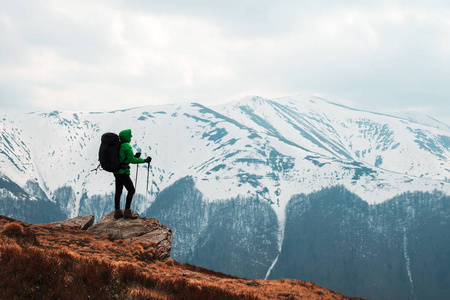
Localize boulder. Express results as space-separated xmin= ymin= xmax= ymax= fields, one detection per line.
xmin=50 ymin=215 xmax=95 ymax=230
xmin=87 ymin=211 xmax=173 ymax=261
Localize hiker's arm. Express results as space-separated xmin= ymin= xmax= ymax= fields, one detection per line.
xmin=124 ymin=144 xmax=145 ymax=164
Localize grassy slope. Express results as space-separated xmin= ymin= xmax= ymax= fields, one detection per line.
xmin=0 ymin=215 xmax=362 ymax=300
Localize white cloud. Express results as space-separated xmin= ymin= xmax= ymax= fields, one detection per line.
xmin=0 ymin=0 xmax=448 ymax=124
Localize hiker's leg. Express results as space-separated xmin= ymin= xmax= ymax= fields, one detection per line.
xmin=114 ymin=174 xmax=124 ymax=210
xmin=123 ymin=174 xmax=136 ymax=210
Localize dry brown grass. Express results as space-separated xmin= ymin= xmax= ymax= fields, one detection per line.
xmin=0 ymin=215 xmax=364 ymax=299
xmin=1 ymin=222 xmax=39 ymax=245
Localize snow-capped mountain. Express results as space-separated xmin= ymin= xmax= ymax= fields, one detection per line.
xmin=1 ymin=94 xmax=449 ymax=218
xmin=2 ymin=94 xmax=450 ymax=299
xmin=392 ymin=110 xmax=450 ymax=132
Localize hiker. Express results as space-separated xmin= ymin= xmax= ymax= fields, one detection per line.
xmin=114 ymin=129 xmax=151 ymax=219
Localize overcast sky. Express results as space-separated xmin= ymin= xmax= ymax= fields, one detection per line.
xmin=1 ymin=0 xmax=449 ymax=124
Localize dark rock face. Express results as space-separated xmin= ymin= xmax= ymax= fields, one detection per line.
xmin=269 ymin=187 xmax=450 ymax=300
xmin=87 ymin=212 xmax=173 ymax=261
xmin=145 ymin=176 xmax=279 ymax=279
xmin=0 ymin=175 xmax=66 ymax=224
xmin=50 ymin=215 xmax=95 ymax=230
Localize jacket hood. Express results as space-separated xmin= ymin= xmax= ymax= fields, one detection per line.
xmin=119 ymin=129 xmax=132 ymax=143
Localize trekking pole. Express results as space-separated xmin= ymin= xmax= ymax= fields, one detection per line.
xmin=132 ymin=164 xmax=139 ymax=212
xmin=145 ymin=161 xmax=150 ymax=218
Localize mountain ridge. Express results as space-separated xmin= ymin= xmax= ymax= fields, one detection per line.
xmin=1 ymin=93 xmax=449 ymax=229
xmin=1 ymin=95 xmax=449 ymax=210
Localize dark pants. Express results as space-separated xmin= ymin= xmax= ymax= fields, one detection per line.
xmin=114 ymin=174 xmax=135 ymax=210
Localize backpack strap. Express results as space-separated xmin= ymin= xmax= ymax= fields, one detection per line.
xmin=91 ymin=162 xmax=101 ymax=174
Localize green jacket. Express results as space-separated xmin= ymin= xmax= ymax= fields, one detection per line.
xmin=113 ymin=129 xmax=145 ymax=175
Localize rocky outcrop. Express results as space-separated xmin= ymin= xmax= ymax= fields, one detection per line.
xmin=45 ymin=212 xmax=173 ymax=261
xmin=49 ymin=215 xmax=95 ymax=230
xmin=87 ymin=211 xmax=173 ymax=261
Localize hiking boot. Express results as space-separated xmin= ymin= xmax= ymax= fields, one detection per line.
xmin=114 ymin=209 xmax=123 ymax=219
xmin=123 ymin=209 xmax=138 ymax=219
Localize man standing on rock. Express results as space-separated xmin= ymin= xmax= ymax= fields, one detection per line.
xmin=114 ymin=129 xmax=151 ymax=219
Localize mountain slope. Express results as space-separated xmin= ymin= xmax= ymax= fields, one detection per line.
xmin=1 ymin=94 xmax=449 ymax=299
xmin=269 ymin=187 xmax=450 ymax=300
xmin=1 ymin=94 xmax=448 ymax=220
xmin=143 ymin=177 xmax=450 ymax=300
xmin=0 ymin=214 xmax=360 ymax=300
